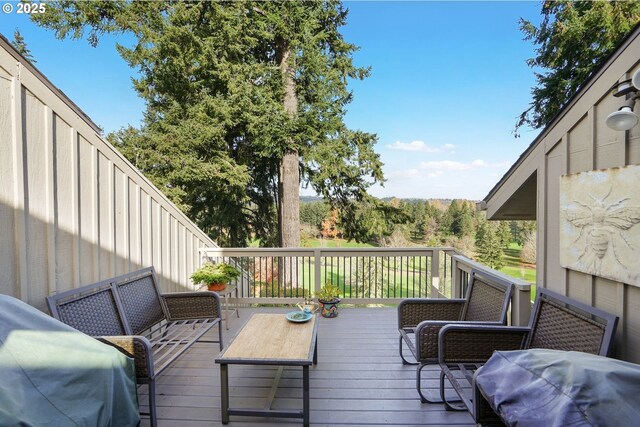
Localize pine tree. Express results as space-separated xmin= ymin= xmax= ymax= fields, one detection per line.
xmin=442 ymin=200 xmax=475 ymax=238
xmin=475 ymin=219 xmax=505 ymax=270
xmin=33 ymin=1 xmax=383 ymax=247
xmin=520 ymin=231 xmax=537 ymax=265
xmin=516 ymin=1 xmax=640 ymax=134
xmin=497 ymin=221 xmax=512 ymax=249
xmin=510 ymin=220 xmax=536 ymax=245
xmin=11 ymin=30 xmax=36 ymax=63
xmin=300 ymin=201 xmax=330 ymax=229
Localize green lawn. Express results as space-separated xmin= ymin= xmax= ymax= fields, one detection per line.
xmin=499 ymin=242 xmax=537 ymax=301
xmin=251 ymin=238 xmax=536 ymax=301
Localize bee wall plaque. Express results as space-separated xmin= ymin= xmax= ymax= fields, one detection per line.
xmin=560 ymin=165 xmax=640 ymax=286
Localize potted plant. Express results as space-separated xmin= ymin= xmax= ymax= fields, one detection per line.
xmin=315 ymin=283 xmax=341 ymax=318
xmin=190 ymin=262 xmax=241 ymax=292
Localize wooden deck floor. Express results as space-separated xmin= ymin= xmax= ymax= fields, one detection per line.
xmin=139 ymin=306 xmax=474 ymax=426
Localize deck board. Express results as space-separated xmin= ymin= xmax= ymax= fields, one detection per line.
xmin=139 ymin=306 xmax=474 ymax=426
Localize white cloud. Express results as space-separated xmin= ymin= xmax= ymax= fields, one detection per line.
xmin=375 ymin=157 xmax=513 ymax=199
xmin=388 ymin=140 xmax=434 ymax=152
xmin=387 ymin=140 xmax=456 ymax=153
xmin=473 ymin=159 xmax=512 ymax=168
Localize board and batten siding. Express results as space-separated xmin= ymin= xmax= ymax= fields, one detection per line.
xmin=485 ymin=28 xmax=640 ymax=363
xmin=0 ymin=36 xmax=216 ymax=310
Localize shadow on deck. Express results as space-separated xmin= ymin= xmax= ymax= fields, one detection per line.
xmin=139 ymin=306 xmax=474 ymax=426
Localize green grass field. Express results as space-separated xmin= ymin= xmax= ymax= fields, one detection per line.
xmin=499 ymin=242 xmax=537 ymax=301
xmin=255 ymin=237 xmax=536 ymax=301
xmin=500 ymin=243 xmax=536 ymax=283
xmin=300 ymin=238 xmax=537 ymax=285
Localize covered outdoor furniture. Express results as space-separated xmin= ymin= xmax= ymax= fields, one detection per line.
xmin=397 ymin=269 xmax=514 ymax=402
xmin=46 ymin=266 xmax=223 ymax=427
xmin=473 ymin=349 xmax=640 ymax=427
xmin=438 ymin=288 xmax=619 ymax=418
xmin=0 ymin=294 xmax=140 ymax=427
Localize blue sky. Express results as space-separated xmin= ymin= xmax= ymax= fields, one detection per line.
xmin=0 ymin=1 xmax=542 ymax=200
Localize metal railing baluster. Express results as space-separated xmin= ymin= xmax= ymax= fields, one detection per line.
xmin=197 ymin=247 xmax=530 ymax=320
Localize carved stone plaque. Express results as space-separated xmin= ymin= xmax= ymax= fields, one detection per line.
xmin=560 ymin=165 xmax=640 ymax=286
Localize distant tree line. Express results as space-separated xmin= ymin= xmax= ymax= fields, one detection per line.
xmin=300 ymin=198 xmax=537 ymax=268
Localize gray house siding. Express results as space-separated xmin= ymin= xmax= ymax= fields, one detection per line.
xmin=0 ymin=35 xmax=216 ymax=310
xmin=484 ymin=27 xmax=640 ymax=362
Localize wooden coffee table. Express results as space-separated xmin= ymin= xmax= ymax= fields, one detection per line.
xmin=215 ymin=313 xmax=318 ymax=426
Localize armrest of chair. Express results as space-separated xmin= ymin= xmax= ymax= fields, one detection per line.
xmin=438 ymin=324 xmax=530 ymax=364
xmin=398 ymin=299 xmax=465 ymax=329
xmin=96 ymin=335 xmax=155 ymax=381
xmin=161 ymin=291 xmax=221 ymax=320
xmin=415 ymin=320 xmax=504 ymax=362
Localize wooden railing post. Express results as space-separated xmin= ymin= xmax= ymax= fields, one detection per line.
xmin=511 ymin=285 xmax=532 ymax=326
xmin=430 ymin=249 xmax=440 ymax=298
xmin=451 ymin=256 xmax=462 ymax=299
xmin=314 ymin=249 xmax=322 ymax=297
xmin=450 ymin=253 xmax=532 ymax=325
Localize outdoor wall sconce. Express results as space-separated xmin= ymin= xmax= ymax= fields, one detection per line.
xmin=606 ymin=69 xmax=640 ymax=131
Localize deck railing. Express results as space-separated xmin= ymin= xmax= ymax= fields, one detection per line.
xmin=450 ymin=254 xmax=532 ymax=327
xmin=200 ymin=247 xmax=532 ymax=326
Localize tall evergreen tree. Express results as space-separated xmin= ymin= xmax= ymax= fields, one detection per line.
xmin=411 ymin=201 xmax=428 ymax=240
xmin=520 ymin=230 xmax=537 ymax=265
xmin=33 ymin=1 xmax=383 ymax=247
xmin=11 ymin=30 xmax=36 ymax=63
xmin=475 ymin=218 xmax=505 ymax=270
xmin=510 ymin=220 xmax=536 ymax=245
xmin=299 ymin=201 xmax=330 ymax=229
xmin=442 ymin=199 xmax=474 ymax=238
xmin=516 ymin=1 xmax=640 ymax=134
xmin=497 ymin=221 xmax=512 ymax=249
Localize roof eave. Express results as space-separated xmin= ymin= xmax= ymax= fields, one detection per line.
xmin=483 ymin=22 xmax=640 ymax=204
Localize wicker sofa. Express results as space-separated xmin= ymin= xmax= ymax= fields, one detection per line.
xmin=397 ymin=269 xmax=514 ymax=402
xmin=438 ymin=288 xmax=619 ymax=421
xmin=46 ymin=267 xmax=223 ymax=427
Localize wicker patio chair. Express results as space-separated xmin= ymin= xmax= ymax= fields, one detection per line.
xmin=397 ymin=269 xmax=514 ymax=402
xmin=438 ymin=288 xmax=619 ymax=420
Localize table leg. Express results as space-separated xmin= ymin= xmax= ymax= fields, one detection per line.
xmin=221 ymin=364 xmax=229 ymax=424
xmin=303 ymin=365 xmax=310 ymax=427
xmin=235 ymin=286 xmax=240 ymax=318
xmin=313 ymin=335 xmax=318 ymax=365
xmin=224 ymin=293 xmax=229 ymax=330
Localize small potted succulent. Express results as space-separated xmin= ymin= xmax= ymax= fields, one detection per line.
xmin=315 ymin=283 xmax=342 ymax=318
xmin=190 ymin=262 xmax=241 ymax=292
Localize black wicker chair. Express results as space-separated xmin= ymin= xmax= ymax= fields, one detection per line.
xmin=47 ymin=267 xmax=223 ymax=427
xmin=438 ymin=288 xmax=619 ymax=421
xmin=397 ymin=269 xmax=514 ymax=402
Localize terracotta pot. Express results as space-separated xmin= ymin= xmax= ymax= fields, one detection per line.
xmin=207 ymin=282 xmax=227 ymax=292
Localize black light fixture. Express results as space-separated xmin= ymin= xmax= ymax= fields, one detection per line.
xmin=606 ymin=69 xmax=640 ymax=131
